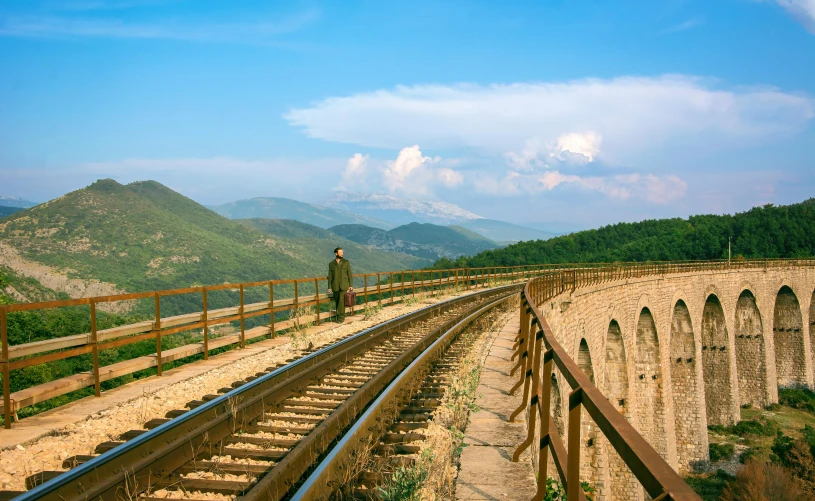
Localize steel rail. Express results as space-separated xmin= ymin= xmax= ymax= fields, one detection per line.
xmin=290 ymin=292 xmax=517 ymax=500
xmin=14 ymin=284 xmax=521 ymax=501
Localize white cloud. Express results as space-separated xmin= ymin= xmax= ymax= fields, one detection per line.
xmin=0 ymin=8 xmax=320 ymax=41
xmin=775 ymin=0 xmax=815 ymax=33
xmin=380 ymin=145 xmax=462 ymax=196
xmin=284 ymin=76 xmax=814 ymax=165
xmin=339 ymin=153 xmax=369 ymax=190
xmin=505 ymin=138 xmax=546 ymax=171
xmin=549 ymin=132 xmax=603 ymax=163
xmin=473 ymin=169 xmax=687 ymax=204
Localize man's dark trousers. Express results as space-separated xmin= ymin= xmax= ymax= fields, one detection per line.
xmin=332 ymin=290 xmax=346 ymax=322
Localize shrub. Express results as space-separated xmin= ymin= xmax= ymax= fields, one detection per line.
xmin=771 ymin=431 xmax=815 ymax=493
xmin=710 ymin=442 xmax=735 ymax=462
xmin=721 ymin=459 xmax=804 ymax=501
xmin=730 ymin=417 xmax=779 ymax=437
xmin=778 ymin=388 xmax=815 ymax=414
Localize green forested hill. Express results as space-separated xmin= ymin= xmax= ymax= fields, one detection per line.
xmin=0 ymin=206 xmax=23 ymax=218
xmin=0 ymin=180 xmax=427 ymax=297
xmin=431 ymin=199 xmax=815 ymax=268
xmin=236 ymin=218 xmax=431 ymax=269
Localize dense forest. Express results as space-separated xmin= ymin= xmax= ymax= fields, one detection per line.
xmin=431 ymin=199 xmax=815 ymax=269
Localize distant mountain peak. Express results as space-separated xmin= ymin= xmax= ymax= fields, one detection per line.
xmin=0 ymin=196 xmax=38 ymax=208
xmin=327 ymin=192 xmax=482 ymax=225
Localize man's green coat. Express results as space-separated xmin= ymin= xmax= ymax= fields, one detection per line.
xmin=328 ymin=258 xmax=352 ymax=291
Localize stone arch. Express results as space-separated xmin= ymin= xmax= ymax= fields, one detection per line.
xmin=734 ymin=290 xmax=767 ymax=407
xmin=774 ymin=286 xmax=806 ymax=387
xmin=577 ymin=338 xmax=605 ymax=497
xmin=670 ymin=300 xmax=705 ymax=472
xmin=702 ymin=294 xmax=735 ymax=426
xmin=604 ymin=321 xmax=637 ymax=499
xmin=635 ymin=308 xmax=668 ymax=459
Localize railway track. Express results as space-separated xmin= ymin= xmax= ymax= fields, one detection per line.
xmin=4 ymin=285 xmax=520 ymax=501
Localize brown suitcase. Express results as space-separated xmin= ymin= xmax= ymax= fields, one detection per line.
xmin=345 ymin=289 xmax=356 ymax=313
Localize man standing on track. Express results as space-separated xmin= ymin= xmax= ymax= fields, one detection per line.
xmin=327 ymin=247 xmax=353 ymax=323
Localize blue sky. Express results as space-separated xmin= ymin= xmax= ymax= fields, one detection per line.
xmin=0 ymin=0 xmax=813 ymax=229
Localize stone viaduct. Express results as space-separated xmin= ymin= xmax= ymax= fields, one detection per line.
xmin=531 ymin=266 xmax=815 ymax=500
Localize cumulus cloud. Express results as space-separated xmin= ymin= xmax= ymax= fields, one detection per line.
xmin=550 ymin=132 xmax=603 ymax=163
xmin=284 ymin=76 xmax=814 ymax=165
xmin=775 ymin=0 xmax=815 ymax=33
xmin=381 ymin=145 xmax=463 ymax=196
xmin=339 ymin=153 xmax=369 ymax=190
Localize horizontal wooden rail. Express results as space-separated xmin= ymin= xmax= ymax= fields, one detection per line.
xmin=0 ymin=265 xmax=539 ymax=427
xmin=509 ymin=258 xmax=815 ymax=500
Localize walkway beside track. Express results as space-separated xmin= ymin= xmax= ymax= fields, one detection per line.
xmin=0 ymin=315 xmax=372 ymax=450
xmin=456 ymin=316 xmax=537 ymax=501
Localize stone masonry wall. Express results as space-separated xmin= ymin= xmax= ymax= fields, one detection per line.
xmin=670 ymin=300 xmax=705 ymax=472
xmin=734 ymin=292 xmax=767 ymax=407
xmin=534 ymin=267 xmax=815 ymax=500
xmin=774 ymin=287 xmax=806 ymax=387
xmin=702 ymin=296 xmax=734 ymax=426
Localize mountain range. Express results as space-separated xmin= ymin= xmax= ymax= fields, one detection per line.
xmin=208 ymin=197 xmax=394 ymax=230
xmin=328 ymin=222 xmax=500 ymax=260
xmin=0 ymin=180 xmax=427 ymax=307
xmin=211 ymin=193 xmax=555 ymax=244
xmin=326 ymin=192 xmax=481 ymax=225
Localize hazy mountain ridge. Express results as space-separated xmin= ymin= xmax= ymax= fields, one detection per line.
xmin=0 ymin=196 xmax=38 ymax=209
xmin=326 ymin=192 xmax=482 ymax=225
xmin=457 ymin=219 xmax=557 ymax=244
xmin=328 ymin=222 xmax=500 ymax=260
xmin=208 ymin=197 xmax=394 ymax=230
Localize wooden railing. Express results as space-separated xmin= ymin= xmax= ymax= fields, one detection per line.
xmin=509 ymin=258 xmax=815 ymax=501
xmin=0 ymin=265 xmax=550 ymax=428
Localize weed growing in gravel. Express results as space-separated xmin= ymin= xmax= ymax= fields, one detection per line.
xmin=288 ymin=304 xmax=314 ymax=349
xmin=363 ymin=303 xmax=383 ymax=320
xmin=378 ymin=464 xmax=427 ymax=501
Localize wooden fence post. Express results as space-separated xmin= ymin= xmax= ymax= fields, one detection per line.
xmin=313 ymin=278 xmax=320 ymax=326
xmin=567 ymin=389 xmax=583 ymax=501
xmin=202 ymin=288 xmax=209 ymax=360
xmin=240 ymin=284 xmax=246 ymax=347
xmin=155 ymin=293 xmax=163 ymax=375
xmin=269 ymin=281 xmax=275 ymax=339
xmin=90 ymin=299 xmax=100 ymax=396
xmin=1 ymin=306 xmax=11 ymax=429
